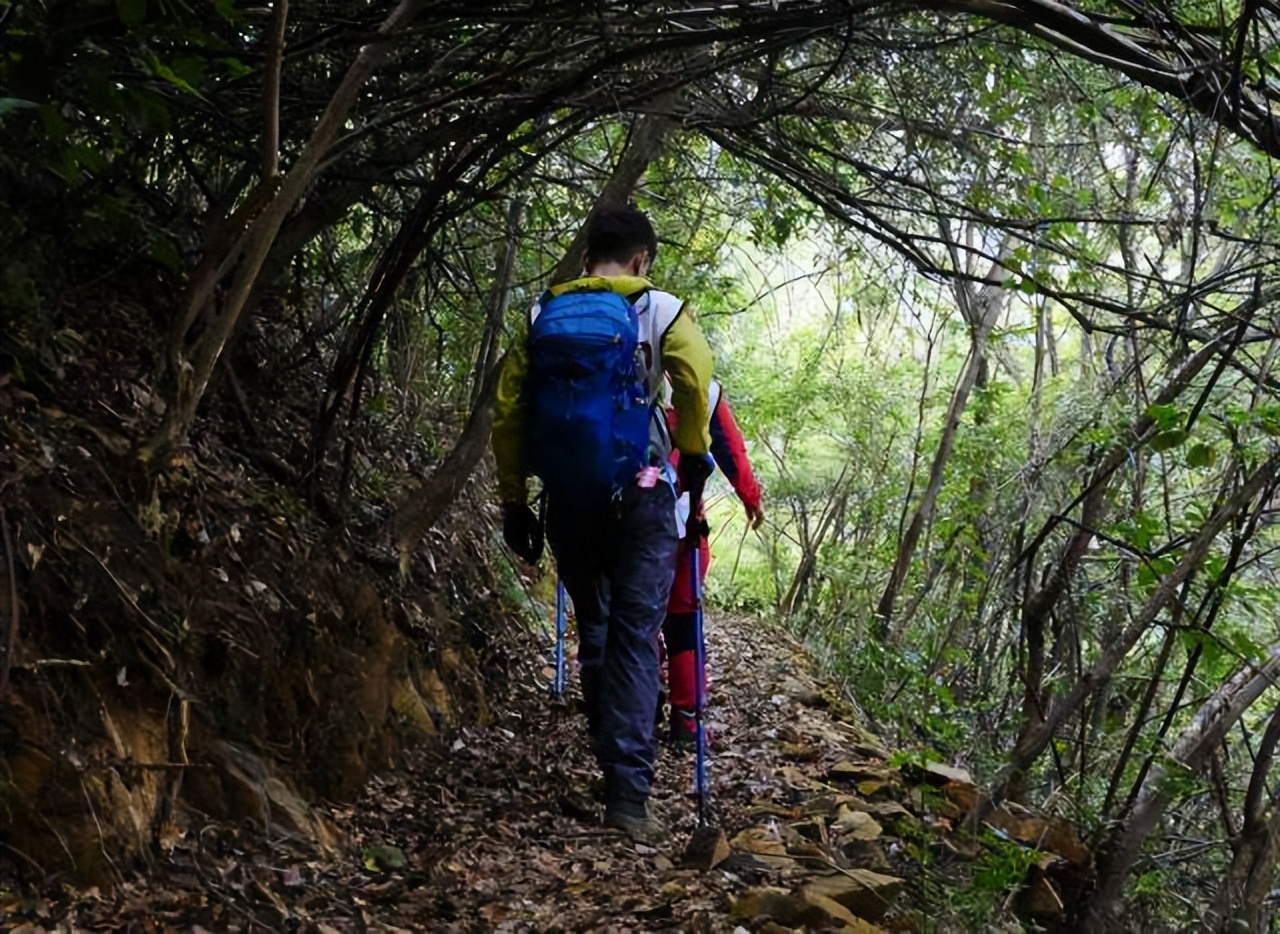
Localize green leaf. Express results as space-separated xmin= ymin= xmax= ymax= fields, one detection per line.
xmin=1134 ymin=870 xmax=1166 ymax=896
xmin=169 ymin=55 xmax=208 ymax=88
xmin=1226 ymin=629 xmax=1265 ymax=662
xmin=1137 ymin=555 xmax=1177 ymax=589
xmin=1258 ymin=404 xmax=1280 ymax=436
xmin=146 ymin=235 xmax=183 ymax=273
xmin=1178 ymin=628 xmax=1210 ymax=656
xmin=220 ymin=56 xmax=253 ymax=79
xmin=71 ymin=144 xmax=107 ymax=174
xmin=1145 ymin=403 xmax=1181 ymax=431
xmin=1017 ymin=276 xmax=1037 ymax=295
xmin=1186 ymin=443 xmax=1215 ymax=468
xmin=40 ymin=104 xmax=69 ymax=141
xmin=361 ymin=845 xmax=408 ymax=872
xmin=146 ymin=52 xmax=208 ymax=101
xmin=1149 ymin=429 xmax=1188 ymax=451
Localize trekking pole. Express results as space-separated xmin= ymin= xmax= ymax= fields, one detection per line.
xmin=690 ymin=519 xmax=710 ymax=823
xmin=551 ymin=577 xmax=567 ymax=701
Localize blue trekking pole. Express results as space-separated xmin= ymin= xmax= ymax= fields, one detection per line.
xmin=689 ymin=516 xmax=710 ymax=821
xmin=551 ymin=578 xmax=567 ymax=700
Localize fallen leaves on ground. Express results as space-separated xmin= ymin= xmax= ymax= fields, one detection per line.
xmin=1 ymin=614 xmax=1090 ymax=933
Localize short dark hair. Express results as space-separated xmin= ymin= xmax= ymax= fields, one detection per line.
xmin=583 ymin=205 xmax=658 ymax=267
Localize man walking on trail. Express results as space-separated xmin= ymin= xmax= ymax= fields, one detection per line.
xmin=662 ymin=379 xmax=764 ymax=749
xmin=491 ymin=205 xmax=714 ymax=843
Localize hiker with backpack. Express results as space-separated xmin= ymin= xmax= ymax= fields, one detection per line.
xmin=661 ymin=379 xmax=764 ymax=749
xmin=491 ymin=205 xmax=714 ymax=843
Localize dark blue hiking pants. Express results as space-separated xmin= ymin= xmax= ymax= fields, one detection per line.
xmin=547 ymin=482 xmax=678 ymax=805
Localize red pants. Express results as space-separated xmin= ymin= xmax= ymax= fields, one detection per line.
xmin=667 ymin=536 xmax=710 ymax=614
xmin=662 ymin=535 xmax=710 ymax=714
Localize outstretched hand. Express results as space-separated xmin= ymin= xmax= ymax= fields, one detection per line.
xmin=744 ymin=502 xmax=766 ymax=531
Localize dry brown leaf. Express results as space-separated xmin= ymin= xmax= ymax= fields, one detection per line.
xmin=856 ymin=799 xmax=912 ymax=821
xmin=940 ymin=780 xmax=979 ymax=813
xmin=922 ymin=762 xmax=972 ymax=785
xmin=749 ymin=799 xmax=804 ymax=819
xmin=658 ymin=880 xmax=687 ymax=900
xmin=985 ymin=809 xmax=1090 ymax=864
xmin=731 ymin=826 xmax=788 ymax=857
xmin=732 ymin=886 xmax=828 ymax=928
xmin=776 ymin=764 xmax=817 ymax=790
xmin=828 ymin=762 xmax=895 ymax=783
xmin=780 ymin=742 xmax=821 ymax=762
xmin=801 ymin=792 xmax=861 ymax=816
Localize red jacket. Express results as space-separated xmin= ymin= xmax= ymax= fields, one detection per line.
xmin=667 ymin=381 xmax=762 ymax=514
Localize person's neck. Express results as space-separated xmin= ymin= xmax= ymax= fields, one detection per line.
xmin=585 ymin=261 xmax=640 ymax=279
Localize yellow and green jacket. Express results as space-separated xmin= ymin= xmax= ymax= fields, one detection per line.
xmin=491 ymin=275 xmax=713 ymax=503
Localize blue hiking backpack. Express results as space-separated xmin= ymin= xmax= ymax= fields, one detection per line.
xmin=525 ymin=288 xmax=653 ymax=503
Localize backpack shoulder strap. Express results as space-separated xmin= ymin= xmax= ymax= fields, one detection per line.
xmin=528 ymin=289 xmax=554 ymax=326
xmin=642 ymin=289 xmax=685 ymax=338
xmin=637 ymin=289 xmax=685 ymax=399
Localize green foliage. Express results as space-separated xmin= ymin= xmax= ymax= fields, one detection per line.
xmin=5 ymin=1 xmax=1280 ymax=924
xmin=966 ymin=833 xmax=1041 ymax=921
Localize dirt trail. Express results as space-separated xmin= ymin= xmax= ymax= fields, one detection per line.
xmin=3 ymin=614 xmax=1024 ymax=933
xmin=332 ymin=614 xmax=901 ymax=933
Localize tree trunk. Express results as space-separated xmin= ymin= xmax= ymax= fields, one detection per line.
xmin=781 ymin=498 xmax=849 ymax=619
xmin=304 ymin=172 xmax=455 ymax=482
xmin=1080 ymin=649 xmax=1280 ymax=932
xmin=471 ymin=199 xmax=528 ymax=409
xmin=780 ymin=465 xmax=849 ymax=617
xmin=261 ymin=0 xmax=288 ymax=180
xmin=139 ymin=0 xmax=428 ymax=463
xmin=877 ymin=246 xmax=1009 ymax=631
xmin=995 ymin=448 xmax=1280 ymax=797
xmin=1002 ymin=313 xmax=1260 ymax=795
xmin=1204 ymin=706 xmax=1280 ymax=933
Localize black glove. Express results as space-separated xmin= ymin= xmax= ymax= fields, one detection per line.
xmin=678 ymin=453 xmax=714 ymax=544
xmin=677 ymin=452 xmax=714 ymax=501
xmin=502 ymin=502 xmax=543 ymax=564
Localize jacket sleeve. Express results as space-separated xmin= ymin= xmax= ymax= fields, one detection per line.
xmin=709 ymin=395 xmax=762 ymax=512
xmin=491 ymin=338 xmax=529 ymax=503
xmin=661 ymin=307 xmax=713 ymax=456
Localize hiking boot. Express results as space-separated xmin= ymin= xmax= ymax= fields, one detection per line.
xmin=603 ymin=798 xmax=669 ymax=844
